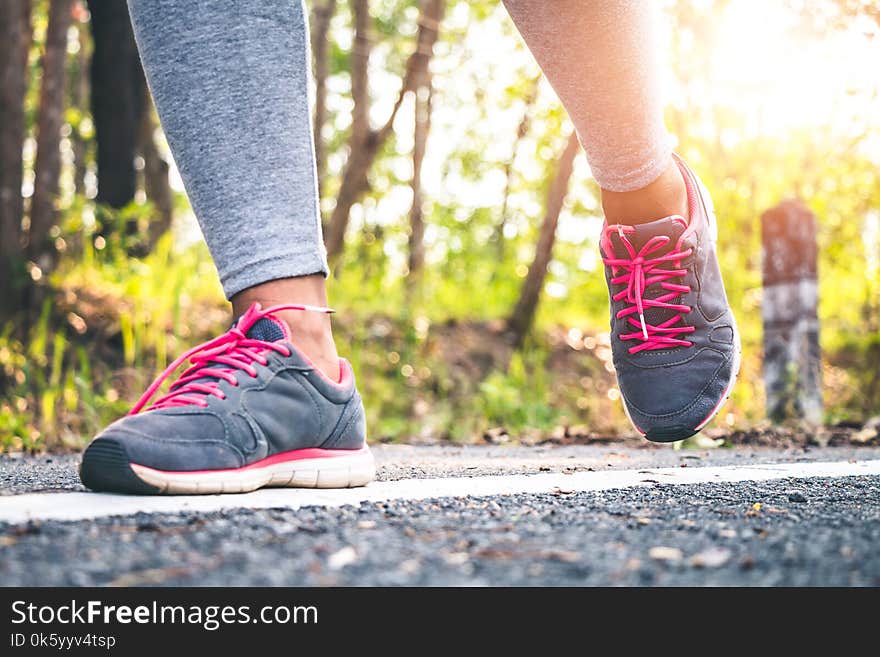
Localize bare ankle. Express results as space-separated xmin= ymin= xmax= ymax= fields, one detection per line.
xmin=601 ymin=158 xmax=689 ymax=226
xmin=231 ymin=276 xmax=341 ymax=382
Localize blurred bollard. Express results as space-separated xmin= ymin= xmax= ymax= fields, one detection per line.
xmin=761 ymin=200 xmax=823 ymax=424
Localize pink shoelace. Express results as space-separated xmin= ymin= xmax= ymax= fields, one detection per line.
xmin=602 ymin=224 xmax=695 ymax=354
xmin=129 ymin=303 xmax=334 ymax=415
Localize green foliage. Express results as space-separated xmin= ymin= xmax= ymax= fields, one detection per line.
xmin=3 ymin=0 xmax=879 ymax=452
xmin=477 ymin=351 xmax=560 ymax=434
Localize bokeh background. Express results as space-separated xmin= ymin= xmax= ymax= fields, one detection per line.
xmin=1 ymin=0 xmax=879 ymax=451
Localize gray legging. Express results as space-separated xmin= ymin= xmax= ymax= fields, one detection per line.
xmin=127 ymin=0 xmax=670 ymax=299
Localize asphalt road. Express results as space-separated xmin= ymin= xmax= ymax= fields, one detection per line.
xmin=1 ymin=445 xmax=879 ymax=586
xmin=3 ymin=443 xmax=879 ymax=494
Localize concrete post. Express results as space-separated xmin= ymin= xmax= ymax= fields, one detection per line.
xmin=761 ymin=200 xmax=823 ymax=424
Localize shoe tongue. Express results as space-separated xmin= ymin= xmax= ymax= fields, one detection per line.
xmin=609 ymin=215 xmax=687 ymax=256
xmin=608 ymin=215 xmax=689 ymax=330
xmin=242 ymin=316 xmax=288 ymax=342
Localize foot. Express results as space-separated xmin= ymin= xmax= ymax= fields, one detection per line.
xmin=80 ymin=303 xmax=374 ymax=494
xmin=600 ymin=158 xmax=689 ymax=226
xmin=599 ymin=155 xmax=741 ymax=442
xmin=231 ymin=275 xmax=340 ymax=381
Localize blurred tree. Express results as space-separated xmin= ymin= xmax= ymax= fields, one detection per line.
xmin=28 ymin=0 xmax=73 ymax=278
xmin=406 ymin=83 xmax=431 ymax=289
xmin=70 ymin=5 xmax=91 ymax=197
xmin=0 ymin=0 xmax=32 ymax=321
xmin=86 ymin=0 xmax=144 ymax=212
xmin=311 ymin=0 xmax=337 ymax=195
xmin=88 ymin=0 xmax=173 ymax=252
xmin=493 ymin=75 xmax=540 ymax=261
xmin=507 ymin=132 xmax=579 ymax=348
xmin=138 ymin=100 xmax=173 ymax=252
xmin=406 ymin=0 xmax=444 ymax=290
xmin=324 ymin=0 xmax=445 ymax=263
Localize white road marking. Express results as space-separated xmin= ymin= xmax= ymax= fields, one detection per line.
xmin=1 ymin=459 xmax=879 ymax=525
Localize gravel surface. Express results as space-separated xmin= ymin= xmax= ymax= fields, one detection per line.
xmin=3 ymin=444 xmax=880 ymax=495
xmin=1 ymin=475 xmax=878 ymax=586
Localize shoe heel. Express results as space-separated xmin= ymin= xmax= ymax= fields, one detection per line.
xmin=285 ymin=447 xmax=376 ymax=489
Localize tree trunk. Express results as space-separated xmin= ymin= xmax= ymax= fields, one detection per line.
xmin=323 ymin=0 xmax=372 ymax=258
xmin=311 ymin=0 xmax=337 ymax=194
xmin=28 ymin=0 xmax=73 ymax=272
xmin=493 ymin=76 xmax=539 ymax=260
xmin=72 ymin=12 xmax=91 ymax=197
xmin=406 ymin=79 xmax=433 ymax=285
xmin=0 ymin=0 xmax=32 ymax=320
xmin=348 ymin=0 xmax=371 ymax=149
xmin=139 ymin=99 xmax=174 ymax=252
xmin=87 ymin=0 xmax=144 ymax=212
xmin=506 ymin=132 xmax=579 ymax=348
xmin=324 ymin=0 xmax=445 ymax=263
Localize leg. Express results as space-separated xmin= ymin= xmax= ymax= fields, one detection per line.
xmin=80 ymin=0 xmax=375 ymax=495
xmin=127 ymin=0 xmax=339 ymax=379
xmin=502 ymin=0 xmax=686 ymax=224
xmin=503 ymin=0 xmax=740 ymax=441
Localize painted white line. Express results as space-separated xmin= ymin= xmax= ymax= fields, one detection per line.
xmin=1 ymin=459 xmax=879 ymax=525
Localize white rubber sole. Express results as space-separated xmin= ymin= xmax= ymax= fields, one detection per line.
xmin=129 ymin=446 xmax=376 ymax=495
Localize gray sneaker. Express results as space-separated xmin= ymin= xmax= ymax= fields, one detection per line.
xmin=599 ymin=155 xmax=741 ymax=442
xmin=80 ymin=303 xmax=374 ymax=494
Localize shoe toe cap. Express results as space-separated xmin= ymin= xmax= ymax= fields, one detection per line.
xmin=82 ymin=411 xmax=244 ymax=484
xmin=79 ymin=436 xmax=161 ymax=494
xmin=617 ymin=347 xmax=735 ymax=439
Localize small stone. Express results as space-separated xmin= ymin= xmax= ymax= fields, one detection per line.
xmin=443 ymin=552 xmax=470 ymax=566
xmin=400 ymin=559 xmax=421 ymax=574
xmin=690 ymin=547 xmax=732 ymax=569
xmin=649 ymin=546 xmax=683 ymax=562
xmin=327 ymin=546 xmax=358 ymax=570
xmin=787 ymin=491 xmax=807 ymax=503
